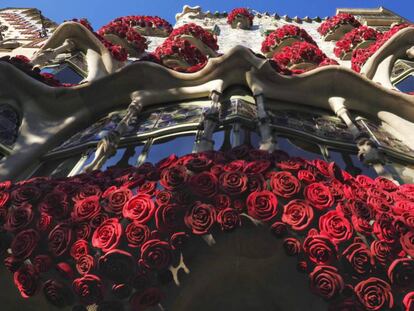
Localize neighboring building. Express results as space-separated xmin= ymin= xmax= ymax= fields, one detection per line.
xmin=0 ymin=5 xmax=413 ymax=311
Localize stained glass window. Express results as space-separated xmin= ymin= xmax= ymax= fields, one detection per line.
xmin=0 ymin=104 xmax=20 ymax=147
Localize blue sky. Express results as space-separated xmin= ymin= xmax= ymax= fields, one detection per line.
xmin=0 ymin=0 xmax=412 ymax=29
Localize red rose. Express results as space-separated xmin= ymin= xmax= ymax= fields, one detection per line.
xmin=72 ymin=195 xmax=101 ymax=222
xmin=13 ymin=264 xmax=39 ymax=298
xmin=303 ymin=233 xmax=337 ymax=264
xmin=70 ymin=240 xmax=89 ymax=260
xmin=297 ymin=170 xmax=316 ymax=183
xmin=304 ymin=183 xmax=333 ymax=210
xmin=387 ymin=258 xmax=414 ymax=288
xmin=282 ymin=199 xmax=314 ymax=231
xmin=373 ymin=213 xmax=398 ymax=244
xmin=189 ymin=172 xmax=218 ymax=198
xmin=375 ymin=177 xmax=398 ymax=192
xmin=123 ymin=194 xmax=155 ymax=224
xmin=139 ymin=239 xmax=172 ymax=270
xmin=155 ymin=190 xmax=173 ymax=206
xmin=11 ymin=185 xmax=41 ymax=207
xmin=98 ymin=249 xmax=134 ymax=283
xmin=170 ymin=232 xmax=189 ymax=250
xmin=76 ymin=255 xmax=94 ymax=275
xmin=185 ymin=201 xmax=216 ymax=235
xmin=139 ymin=181 xmax=157 ymax=196
xmin=184 ymin=155 xmax=213 ymax=172
xmin=217 ymin=208 xmax=241 ymax=231
xmin=270 ymin=171 xmax=301 ymax=199
xmin=352 ymin=216 xmax=372 ymax=236
xmin=224 ymin=160 xmax=246 ymax=172
xmin=130 ymin=287 xmax=162 ymax=311
xmin=11 ymin=229 xmax=39 ymax=259
xmin=72 ymin=274 xmax=103 ymax=305
xmin=155 ymin=203 xmax=184 ymax=233
xmin=219 ymin=171 xmax=248 ymax=195
xmin=38 ymin=191 xmax=68 ymax=219
xmin=160 ymin=165 xmax=188 ymax=190
xmin=43 ymin=279 xmax=73 ymax=308
xmin=5 ymin=204 xmax=34 ymax=232
xmin=342 ymin=241 xmax=374 ymax=275
xmin=89 ymin=213 xmax=108 ymax=229
xmin=246 ymin=173 xmax=266 ymax=192
xmin=348 ymin=199 xmax=374 ymax=220
xmin=125 ymin=222 xmax=150 ymax=248
xmin=319 ymin=210 xmax=353 ymax=244
xmin=92 ymin=218 xmax=122 ymax=252
xmin=283 ymin=237 xmax=301 ymax=256
xmin=75 ymin=184 xmax=101 ymax=200
xmin=243 ymin=160 xmax=271 ymax=174
xmin=112 ymin=283 xmax=132 ymax=300
xmin=104 ymin=187 xmax=132 ymax=214
xmin=403 ymin=292 xmax=414 ymax=311
xmin=156 ymin=154 xmax=178 ymax=170
xmin=48 ymin=223 xmax=72 ymax=257
xmin=246 ymin=190 xmax=278 ymax=222
xmin=4 ymin=256 xmax=22 ymax=272
xmin=33 ymin=254 xmax=53 ymax=273
xmin=74 ymin=222 xmax=91 ymax=240
xmin=277 ymin=158 xmax=304 ymax=171
xmin=0 ymin=190 xmax=10 ymax=208
xmin=309 ymin=265 xmax=344 ymax=300
xmin=354 ymin=277 xmax=394 ymax=310
xmin=370 ymin=240 xmax=393 ymax=266
xmin=37 ymin=212 xmax=52 ymax=232
xmin=270 ymin=221 xmax=287 ymax=237
xmin=213 ymin=194 xmax=231 ymax=210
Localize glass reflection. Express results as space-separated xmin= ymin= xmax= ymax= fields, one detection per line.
xmin=277 ymin=137 xmax=323 ymax=160
xmin=146 ymin=134 xmax=195 ymax=164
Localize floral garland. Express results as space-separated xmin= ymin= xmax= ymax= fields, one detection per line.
xmin=272 ymin=41 xmax=338 ymax=75
xmin=71 ymin=18 xmax=128 ymax=62
xmin=334 ymin=26 xmax=381 ymax=59
xmin=168 ymin=23 xmax=219 ymax=52
xmin=227 ymin=8 xmax=254 ymax=28
xmin=110 ymin=15 xmax=173 ymax=35
xmin=351 ymin=24 xmax=414 ymax=73
xmin=0 ymin=55 xmax=74 ymax=87
xmin=153 ymin=38 xmax=208 ymax=73
xmin=1 ymin=145 xmax=413 ymax=310
xmin=261 ymin=25 xmax=316 ymax=55
xmin=317 ymin=13 xmax=361 ymax=36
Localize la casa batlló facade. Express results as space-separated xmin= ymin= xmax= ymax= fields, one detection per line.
xmin=1 ymin=4 xmax=414 ymax=311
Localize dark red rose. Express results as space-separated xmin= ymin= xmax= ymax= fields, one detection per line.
xmin=354 ymin=277 xmax=394 ymax=311
xmin=213 ymin=194 xmax=231 ymax=210
xmin=125 ymin=222 xmax=150 ymax=248
xmin=375 ymin=177 xmax=398 ymax=192
xmin=72 ymin=274 xmax=103 ymax=305
xmin=99 ymin=249 xmax=134 ymax=283
xmin=185 ymin=201 xmax=216 ymax=235
xmin=43 ymin=279 xmax=73 ymax=308
xmin=352 ymin=215 xmax=373 ymax=236
xmin=48 ymin=223 xmax=72 ymax=257
xmin=38 ymin=191 xmax=68 ymax=219
xmin=270 ymin=221 xmax=287 ymax=237
xmin=139 ymin=181 xmax=157 ymax=196
xmin=56 ymin=262 xmax=74 ymax=280
xmin=130 ymin=287 xmax=162 ymax=311
xmin=246 ymin=190 xmax=278 ymax=222
xmin=304 ymin=183 xmax=333 ymax=210
xmin=90 ymin=213 xmax=109 ymax=229
xmin=328 ymin=297 xmax=365 ymax=311
xmin=303 ymin=233 xmax=337 ymax=265
xmin=37 ymin=212 xmax=52 ymax=232
xmin=14 ymin=264 xmax=39 ymax=298
xmin=246 ymin=173 xmax=266 ymax=192
xmin=11 ymin=229 xmax=39 ymax=259
xmin=160 ymin=165 xmax=188 ymax=190
xmin=370 ymin=240 xmax=394 ymax=266
xmin=72 ymin=195 xmax=101 ymax=222
xmin=0 ymin=191 xmax=10 ymax=209
xmin=387 ymin=258 xmax=414 ymax=288
xmin=104 ymin=187 xmax=132 ymax=214
xmin=155 ymin=203 xmax=184 ymax=233
xmin=139 ymin=239 xmax=172 ymax=270
xmin=403 ymin=292 xmax=414 ymax=311
xmin=70 ymin=240 xmax=89 ymax=260
xmin=112 ymin=283 xmax=132 ymax=300
xmin=184 ymin=155 xmax=213 ymax=172
xmin=210 ymin=164 xmax=224 ymax=177
xmin=311 ymin=159 xmax=331 ymax=177
xmin=5 ymin=204 xmax=34 ymax=232
xmin=76 ymin=255 xmax=94 ymax=275
xmin=75 ymin=184 xmax=102 ymax=200
xmin=132 ymin=271 xmax=150 ymax=291
xmin=297 ymin=170 xmax=316 ymax=183
xmin=319 ymin=210 xmax=353 ymax=244
xmin=373 ymin=213 xmax=398 ymax=244
xmin=283 ymin=237 xmax=301 ymax=256
xmin=123 ymin=194 xmax=155 ymax=223
xmin=282 ymin=199 xmax=314 ymax=231
xmin=11 ymin=185 xmax=41 ymax=207
xmin=170 ymin=232 xmax=189 ymax=250
xmin=219 ymin=171 xmax=248 ymax=196
xmin=189 ymin=172 xmax=218 ymax=198
xmin=4 ymin=256 xmax=23 ymax=272
xmin=342 ymin=241 xmax=374 ymax=275
xmin=74 ymin=222 xmax=91 ymax=240
xmin=243 ymin=160 xmax=271 ymax=174
xmin=156 ymin=154 xmax=178 ymax=171
xmin=309 ymin=265 xmax=344 ymax=300
xmin=155 ymin=190 xmax=173 ymax=206
xmin=217 ymin=208 xmax=241 ymax=231
xmin=270 ymin=171 xmax=301 ymax=199
xmin=393 ymin=199 xmax=414 ymax=215
xmin=277 ymin=158 xmax=303 ymax=171
xmin=224 ymin=160 xmax=246 ymax=172
xmin=33 ymin=254 xmax=52 ymax=273
xmin=355 ymin=175 xmax=374 ymax=187
xmin=92 ymin=218 xmax=122 ymax=252
xmin=348 ymin=199 xmax=374 ymax=220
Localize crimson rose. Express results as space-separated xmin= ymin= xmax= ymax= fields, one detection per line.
xmin=270 ymin=171 xmax=301 ymax=198
xmin=282 ymin=199 xmax=314 ymax=231
xmin=304 ymin=183 xmax=333 ymax=210
xmin=354 ymin=277 xmax=394 ymax=310
xmin=139 ymin=239 xmax=172 ymax=270
xmin=14 ymin=264 xmax=39 ymax=298
xmin=72 ymin=274 xmax=103 ymax=305
xmin=309 ymin=265 xmax=344 ymax=300
xmin=247 ymin=190 xmax=278 ymax=222
xmin=123 ymin=194 xmax=155 ymax=224
xmin=92 ymin=218 xmax=122 ymax=252
xmin=185 ymin=202 xmax=216 ymax=235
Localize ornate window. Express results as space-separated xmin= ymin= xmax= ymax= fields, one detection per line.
xmin=0 ymin=103 xmax=21 ymax=158
xmin=40 ymin=52 xmax=86 ymax=84
xmin=391 ymin=59 xmax=414 ymax=93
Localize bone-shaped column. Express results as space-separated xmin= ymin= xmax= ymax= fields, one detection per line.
xmin=82 ymin=92 xmax=143 ymax=173
xmin=254 ymin=94 xmax=277 ymax=152
xmin=31 ymin=39 xmax=76 ymax=66
xmin=328 ymin=97 xmax=396 ymax=181
xmin=195 ymin=90 xmax=221 ymax=152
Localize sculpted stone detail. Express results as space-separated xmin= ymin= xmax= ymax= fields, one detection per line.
xmin=196 ymin=91 xmax=221 ymax=152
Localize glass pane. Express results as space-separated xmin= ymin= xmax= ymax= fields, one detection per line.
xmin=128 ymin=145 xmax=145 ymax=166
xmin=32 ymin=155 xmax=81 ymax=178
xmin=213 ymin=130 xmax=225 ymax=151
xmin=396 ymin=75 xmax=414 ymax=93
xmin=328 ymin=150 xmax=362 ymax=176
xmin=101 ymin=148 xmax=126 ymax=171
xmin=146 ymin=134 xmax=195 ymax=164
xmin=350 ymin=154 xmax=377 ymax=179
xmin=54 ymin=65 xmax=84 ymax=84
xmin=277 ymin=137 xmax=323 ymax=160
